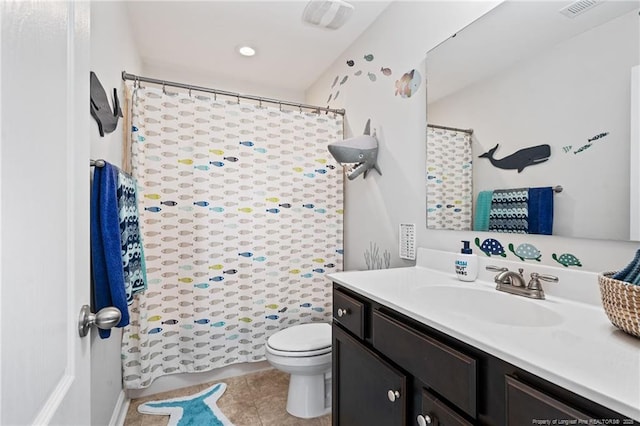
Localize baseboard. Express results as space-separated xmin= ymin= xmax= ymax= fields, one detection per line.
xmin=109 ymin=390 xmax=129 ymax=426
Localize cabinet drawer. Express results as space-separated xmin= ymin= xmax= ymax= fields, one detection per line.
xmin=419 ymin=389 xmax=472 ymax=426
xmin=333 ymin=287 xmax=365 ymax=339
xmin=506 ymin=376 xmax=591 ymax=425
xmin=372 ymin=310 xmax=477 ymax=417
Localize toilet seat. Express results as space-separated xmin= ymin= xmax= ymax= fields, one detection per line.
xmin=266 ymin=323 xmax=331 ymax=357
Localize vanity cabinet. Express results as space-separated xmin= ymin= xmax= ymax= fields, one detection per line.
xmin=332 ymin=284 xmax=637 ymax=426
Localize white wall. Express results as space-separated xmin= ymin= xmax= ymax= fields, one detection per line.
xmin=89 ymin=2 xmax=142 ymax=425
xmin=306 ymin=1 xmax=639 ymax=274
xmin=141 ymin=62 xmax=306 ymax=105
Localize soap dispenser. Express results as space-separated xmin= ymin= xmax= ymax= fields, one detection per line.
xmin=455 ymin=240 xmax=478 ymax=282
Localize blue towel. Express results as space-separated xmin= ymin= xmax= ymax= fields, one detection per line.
xmin=91 ymin=162 xmax=130 ymax=338
xmin=117 ymin=171 xmax=148 ymax=304
xmin=474 ymin=191 xmax=493 ymax=231
xmin=528 ymin=187 xmax=554 ymax=235
xmin=612 ymin=248 xmax=640 ymax=284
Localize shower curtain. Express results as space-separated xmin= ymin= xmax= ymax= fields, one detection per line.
xmin=121 ymin=86 xmax=344 ymax=389
xmin=426 ymin=126 xmax=473 ymax=230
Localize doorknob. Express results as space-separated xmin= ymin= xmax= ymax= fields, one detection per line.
xmin=78 ymin=305 xmax=121 ymax=337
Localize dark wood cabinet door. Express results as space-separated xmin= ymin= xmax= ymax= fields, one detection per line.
xmin=506 ymin=376 xmax=591 ymax=425
xmin=420 ymin=389 xmax=473 ymax=426
xmin=372 ymin=310 xmax=477 ymax=418
xmin=333 ymin=323 xmax=407 ymax=426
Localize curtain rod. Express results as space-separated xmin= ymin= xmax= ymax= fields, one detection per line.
xmin=428 ymin=124 xmax=474 ymax=134
xmin=122 ymin=71 xmax=345 ymax=116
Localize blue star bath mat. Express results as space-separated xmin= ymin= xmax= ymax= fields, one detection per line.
xmin=137 ymin=383 xmax=234 ymax=426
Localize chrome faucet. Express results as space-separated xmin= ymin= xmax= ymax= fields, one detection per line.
xmin=486 ymin=266 xmax=558 ymax=300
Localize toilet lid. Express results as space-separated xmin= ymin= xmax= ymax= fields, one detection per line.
xmin=267 ymin=323 xmax=331 ymax=352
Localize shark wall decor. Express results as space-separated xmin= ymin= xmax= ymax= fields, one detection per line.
xmin=90 ymin=71 xmax=123 ymax=137
xmin=327 ymin=118 xmax=382 ymax=180
xmin=479 ymin=143 xmax=551 ymax=173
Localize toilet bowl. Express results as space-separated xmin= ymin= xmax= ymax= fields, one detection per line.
xmin=265 ymin=322 xmax=332 ymax=419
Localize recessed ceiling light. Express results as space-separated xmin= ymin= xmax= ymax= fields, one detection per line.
xmin=237 ymin=46 xmax=256 ymax=57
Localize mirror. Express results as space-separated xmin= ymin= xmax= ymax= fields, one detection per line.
xmin=426 ymin=0 xmax=639 ymax=241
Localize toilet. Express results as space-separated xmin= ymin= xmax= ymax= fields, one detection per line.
xmin=265 ymin=322 xmax=332 ymax=419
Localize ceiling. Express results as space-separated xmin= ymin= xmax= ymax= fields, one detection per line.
xmin=125 ymin=1 xmax=392 ymax=93
xmin=428 ymin=0 xmax=640 ymax=103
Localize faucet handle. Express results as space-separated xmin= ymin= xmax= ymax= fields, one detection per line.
xmin=528 ymin=272 xmax=559 ymax=292
xmin=486 ymin=265 xmax=508 ymax=273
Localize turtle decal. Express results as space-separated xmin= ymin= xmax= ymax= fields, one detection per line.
xmin=475 ymin=237 xmax=506 ymax=257
xmin=552 ymin=253 xmax=582 ymax=267
xmin=509 ymin=243 xmax=542 ymax=262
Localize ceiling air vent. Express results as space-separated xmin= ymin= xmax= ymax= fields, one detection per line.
xmin=559 ymin=0 xmax=601 ymax=18
xmin=302 ymin=0 xmax=354 ymax=30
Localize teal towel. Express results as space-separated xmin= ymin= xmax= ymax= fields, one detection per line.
xmin=474 ymin=191 xmax=493 ymax=231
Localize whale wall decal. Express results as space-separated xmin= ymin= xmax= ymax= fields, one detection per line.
xmin=479 ymin=143 xmax=551 ymax=173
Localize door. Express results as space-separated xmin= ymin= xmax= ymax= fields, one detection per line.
xmin=1 ymin=2 xmax=91 ymax=425
xmin=332 ymin=324 xmax=407 ymax=426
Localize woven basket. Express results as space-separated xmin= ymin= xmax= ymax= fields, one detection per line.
xmin=598 ymin=272 xmax=640 ymax=338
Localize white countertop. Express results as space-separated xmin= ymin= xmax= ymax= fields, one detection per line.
xmin=327 ymin=249 xmax=640 ymax=421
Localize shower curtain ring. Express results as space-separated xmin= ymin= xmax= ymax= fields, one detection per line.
xmin=162 ymin=81 xmax=167 ymax=94
xmin=279 ymin=102 xmax=282 ymax=112
xmin=188 ymin=87 xmax=192 ymax=97
xmin=237 ymin=94 xmax=240 ymax=104
xmin=299 ymin=104 xmax=302 ymax=113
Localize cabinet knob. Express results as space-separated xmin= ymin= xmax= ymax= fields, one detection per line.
xmin=417 ymin=414 xmax=438 ymax=426
xmin=387 ymin=389 xmax=401 ymax=402
xmin=337 ymin=308 xmax=350 ymax=317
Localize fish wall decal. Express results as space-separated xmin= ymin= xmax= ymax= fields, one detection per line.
xmin=479 ymin=143 xmax=551 ymax=173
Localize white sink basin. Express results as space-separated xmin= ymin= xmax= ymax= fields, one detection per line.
xmin=410 ymin=286 xmax=564 ymax=327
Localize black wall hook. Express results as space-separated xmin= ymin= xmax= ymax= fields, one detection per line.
xmin=90 ymin=71 xmax=123 ymax=137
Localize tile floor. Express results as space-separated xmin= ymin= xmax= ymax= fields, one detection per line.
xmin=124 ymin=369 xmax=332 ymax=426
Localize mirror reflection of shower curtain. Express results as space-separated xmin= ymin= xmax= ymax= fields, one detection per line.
xmin=121 ymin=86 xmax=344 ymax=389
xmin=426 ymin=126 xmax=472 ymax=230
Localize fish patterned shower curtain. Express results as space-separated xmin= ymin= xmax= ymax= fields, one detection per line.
xmin=426 ymin=126 xmax=473 ymax=230
xmin=121 ymin=86 xmax=343 ymax=389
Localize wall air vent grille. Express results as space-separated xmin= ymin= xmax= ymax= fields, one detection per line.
xmin=302 ymin=0 xmax=354 ymax=30
xmin=559 ymin=0 xmax=601 ymax=18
